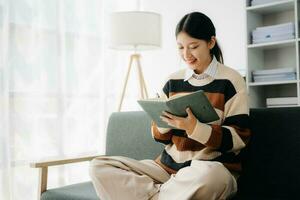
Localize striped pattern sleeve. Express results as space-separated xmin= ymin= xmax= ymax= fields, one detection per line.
xmin=150 ymin=82 xmax=173 ymax=145
xmin=188 ymin=76 xmax=251 ymax=153
xmin=151 ymin=122 xmax=172 ymax=145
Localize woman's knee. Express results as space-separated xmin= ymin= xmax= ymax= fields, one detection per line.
xmin=89 ymin=158 xmax=115 ymax=180
xmin=201 ymin=162 xmax=233 ymax=186
xmin=192 ymin=161 xmax=236 ymax=199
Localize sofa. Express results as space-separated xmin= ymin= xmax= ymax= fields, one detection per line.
xmin=31 ymin=107 xmax=300 ymax=200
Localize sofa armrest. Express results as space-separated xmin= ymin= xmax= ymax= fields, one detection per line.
xmin=30 ymin=154 xmax=102 ymax=199
xmin=30 ymin=154 xmax=102 ymax=168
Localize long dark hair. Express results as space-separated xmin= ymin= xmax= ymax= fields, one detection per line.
xmin=175 ymin=12 xmax=223 ymax=64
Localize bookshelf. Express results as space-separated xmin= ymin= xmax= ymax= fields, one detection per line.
xmin=246 ymin=0 xmax=300 ymax=108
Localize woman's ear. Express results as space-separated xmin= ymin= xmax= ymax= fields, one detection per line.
xmin=208 ymin=36 xmax=216 ymax=50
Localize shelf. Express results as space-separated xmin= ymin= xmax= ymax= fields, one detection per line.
xmin=246 ymin=0 xmax=300 ymax=108
xmin=248 ymin=80 xmax=298 ymax=86
xmin=247 ymin=39 xmax=296 ymax=49
xmin=246 ymin=0 xmax=294 ymax=14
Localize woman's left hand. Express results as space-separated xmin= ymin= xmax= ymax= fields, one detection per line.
xmin=160 ymin=107 xmax=197 ymax=135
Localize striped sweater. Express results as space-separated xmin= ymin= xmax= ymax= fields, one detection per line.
xmin=151 ymin=61 xmax=251 ymax=174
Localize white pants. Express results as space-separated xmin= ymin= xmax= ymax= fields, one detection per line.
xmin=89 ymin=156 xmax=237 ymax=200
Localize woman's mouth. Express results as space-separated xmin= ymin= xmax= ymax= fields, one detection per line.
xmin=186 ymin=59 xmax=197 ymax=65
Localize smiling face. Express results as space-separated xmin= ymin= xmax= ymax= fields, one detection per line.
xmin=176 ymin=31 xmax=216 ymax=74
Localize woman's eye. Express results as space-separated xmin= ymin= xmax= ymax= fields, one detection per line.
xmin=190 ymin=46 xmax=198 ymax=49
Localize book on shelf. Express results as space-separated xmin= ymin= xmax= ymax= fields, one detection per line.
xmin=252 ymin=67 xmax=296 ymax=76
xmin=250 ymin=0 xmax=282 ymax=6
xmin=137 ymin=90 xmax=219 ymax=129
xmin=251 ymin=22 xmax=295 ymax=44
xmin=252 ymin=34 xmax=294 ymax=44
xmin=254 ymin=22 xmax=294 ymax=33
xmin=267 ymin=104 xmax=298 ymax=108
xmin=253 ymin=73 xmax=296 ymax=82
xmin=266 ymin=97 xmax=298 ymax=107
xmin=252 ymin=67 xmax=296 ymax=82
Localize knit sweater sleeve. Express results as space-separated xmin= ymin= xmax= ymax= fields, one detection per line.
xmin=150 ymin=81 xmax=173 ymax=145
xmin=187 ymin=75 xmax=251 ymax=153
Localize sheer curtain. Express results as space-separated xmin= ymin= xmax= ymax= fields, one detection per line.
xmin=0 ymin=0 xmax=106 ymax=199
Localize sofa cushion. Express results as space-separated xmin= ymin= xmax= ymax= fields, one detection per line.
xmin=105 ymin=111 xmax=164 ymax=160
xmin=237 ymin=107 xmax=300 ymax=199
xmin=41 ymin=182 xmax=99 ymax=200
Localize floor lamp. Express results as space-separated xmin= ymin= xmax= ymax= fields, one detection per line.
xmin=109 ymin=11 xmax=161 ymax=111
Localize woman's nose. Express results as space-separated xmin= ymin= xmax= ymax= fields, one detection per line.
xmin=183 ymin=49 xmax=192 ymax=60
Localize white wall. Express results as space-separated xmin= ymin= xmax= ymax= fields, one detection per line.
xmin=141 ymin=0 xmax=247 ymax=94
xmin=103 ymin=0 xmax=247 ymax=111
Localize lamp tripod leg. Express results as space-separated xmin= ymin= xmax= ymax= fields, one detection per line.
xmin=117 ymin=55 xmax=134 ymax=111
xmin=136 ymin=55 xmax=148 ymax=99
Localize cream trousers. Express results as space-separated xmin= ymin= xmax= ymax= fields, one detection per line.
xmin=89 ymin=156 xmax=237 ymax=200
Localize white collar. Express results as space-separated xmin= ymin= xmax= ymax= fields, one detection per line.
xmin=184 ymin=56 xmax=218 ymax=81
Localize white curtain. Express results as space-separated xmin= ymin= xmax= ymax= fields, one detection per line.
xmin=0 ymin=0 xmax=106 ymax=199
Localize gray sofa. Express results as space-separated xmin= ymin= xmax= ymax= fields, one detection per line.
xmin=31 ymin=107 xmax=300 ymax=200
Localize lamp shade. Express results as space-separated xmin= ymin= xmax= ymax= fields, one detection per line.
xmin=109 ymin=11 xmax=161 ymax=51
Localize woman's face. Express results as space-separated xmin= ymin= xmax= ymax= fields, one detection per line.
xmin=176 ymin=31 xmax=215 ymax=74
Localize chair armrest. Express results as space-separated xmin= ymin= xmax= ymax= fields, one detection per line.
xmin=30 ymin=154 xmax=102 ymax=199
xmin=30 ymin=154 xmax=103 ymax=168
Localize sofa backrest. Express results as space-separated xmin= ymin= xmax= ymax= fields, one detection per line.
xmin=105 ymin=111 xmax=164 ymax=160
xmin=238 ymin=107 xmax=300 ymax=199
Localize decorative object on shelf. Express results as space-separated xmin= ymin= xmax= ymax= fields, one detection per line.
xmin=109 ymin=11 xmax=161 ymax=111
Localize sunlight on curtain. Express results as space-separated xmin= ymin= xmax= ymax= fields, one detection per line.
xmin=0 ymin=0 xmax=105 ymax=199
xmin=0 ymin=0 xmax=13 ymax=199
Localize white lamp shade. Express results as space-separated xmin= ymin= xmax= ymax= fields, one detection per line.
xmin=109 ymin=11 xmax=161 ymax=51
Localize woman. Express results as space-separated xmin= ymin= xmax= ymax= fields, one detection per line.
xmin=90 ymin=12 xmax=251 ymax=200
